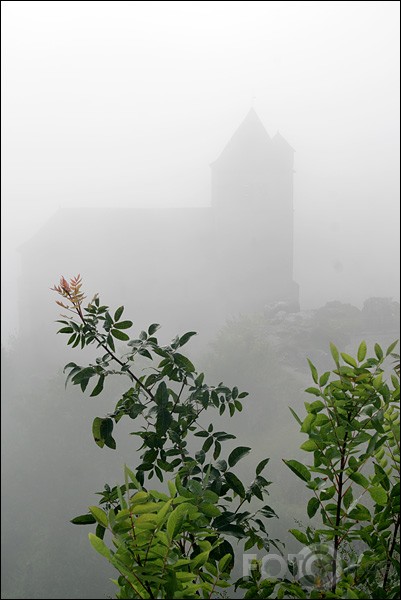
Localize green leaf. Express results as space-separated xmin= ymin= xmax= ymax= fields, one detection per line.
xmin=349 ymin=472 xmax=370 ymax=489
xmin=64 ymin=365 xmax=81 ymax=388
xmin=114 ymin=306 xmax=124 ymax=322
xmin=70 ymin=513 xmax=97 ymax=525
xmin=305 ymin=387 xmax=321 ymax=397
xmin=191 ymin=551 xmax=209 ymax=569
xmin=148 ymin=323 xmax=160 ymax=335
xmin=107 ymin=333 xmax=115 ymax=352
xmin=132 ymin=501 xmax=161 ymax=514
xmin=348 ymin=504 xmax=371 ymax=521
xmin=130 ymin=491 xmax=149 ymax=506
xmin=369 ymin=486 xmax=388 ymax=506
xmin=289 ymin=529 xmax=309 ymax=545
xmin=114 ymin=320 xmax=133 ymax=330
xmin=386 ymin=340 xmax=398 ymax=356
xmin=337 ymin=365 xmax=355 ymax=377
xmin=256 ymin=458 xmax=270 ymax=476
xmin=80 ymin=375 xmax=89 ymax=392
xmin=187 ymin=479 xmax=203 ymax=496
xmin=167 ymin=504 xmax=188 ymax=540
xmin=89 ymin=506 xmax=108 ymax=528
xmin=213 ymin=432 xmax=236 ymax=441
xmin=104 ymin=435 xmax=116 ymax=450
xmin=95 ymin=524 xmax=106 ymax=540
xmin=213 ymin=441 xmax=221 ymax=460
xmin=330 ymin=342 xmax=340 ymax=365
xmin=365 ymin=432 xmax=379 ymax=457
xmin=301 ymin=413 xmax=315 ymax=433
xmin=391 ymin=482 xmax=400 ymax=499
xmin=372 ymin=373 xmax=383 ymax=389
xmin=357 ymin=341 xmax=367 ymax=362
xmin=224 ymin=472 xmax=246 ymax=498
xmin=202 ymin=437 xmax=213 ymax=453
xmin=91 ymin=417 xmax=116 ymax=450
xmin=63 ymin=361 xmax=78 ymax=374
xmin=100 ymin=418 xmax=113 ymax=441
xmin=92 ymin=417 xmax=105 ymax=448
xmin=200 ymin=502 xmax=221 ymax=517
xmin=90 ymin=375 xmax=105 ymax=397
xmin=258 ymin=505 xmax=277 ymax=518
xmin=335 ymin=425 xmax=346 ymax=441
xmin=88 ymin=533 xmax=111 ymax=559
xmin=58 ymin=326 xmax=74 ymax=334
xmin=320 ymin=486 xmax=336 ymax=500
xmin=72 ymin=367 xmax=96 ymax=384
xmin=373 ymin=463 xmax=390 ymax=491
xmin=168 ymin=480 xmax=176 ymax=497
xmin=104 ymin=312 xmax=113 ymax=330
xmin=289 ymin=407 xmax=302 ymax=426
xmin=343 ymin=486 xmax=353 ymax=509
xmin=319 ymin=371 xmax=330 ymax=387
xmin=234 ymin=400 xmax=243 ymax=412
xmin=341 ymin=353 xmax=357 ymax=368
xmin=131 ymin=510 xmax=156 ymax=533
xmin=374 ymin=343 xmax=383 ymax=360
xmin=155 ymin=381 xmax=169 ymax=406
xmin=218 ymin=553 xmax=232 ymax=574
xmin=310 ymin=400 xmax=326 ymax=414
xmin=283 ymin=459 xmax=311 ymax=482
xmin=111 ymin=329 xmax=130 ymax=341
xmin=156 ymin=408 xmax=172 ymax=436
xmin=300 ymin=439 xmax=318 ymax=452
xmin=124 ymin=464 xmax=142 ymax=491
xmin=173 ymin=353 xmax=195 ymax=372
xmin=216 ymin=459 xmax=227 ymax=472
xmin=72 ymin=335 xmax=81 ymax=349
xmin=195 ymin=449 xmax=206 ymax=464
xmin=313 ymin=414 xmax=329 ymax=426
xmin=228 ymin=446 xmax=251 ymax=468
xmin=307 ymin=359 xmax=319 ymax=384
xmin=179 ymin=331 xmax=197 ymax=346
xmin=216 ymin=524 xmax=247 ymax=539
xmin=307 ymin=497 xmax=320 ymax=518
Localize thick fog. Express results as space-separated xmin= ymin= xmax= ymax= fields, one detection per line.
xmin=2 ymin=0 xmax=400 ymax=341
xmin=1 ymin=2 xmax=400 ymax=599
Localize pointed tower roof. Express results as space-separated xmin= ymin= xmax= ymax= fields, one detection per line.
xmin=272 ymin=130 xmax=295 ymax=153
xmin=211 ymin=108 xmax=272 ymax=169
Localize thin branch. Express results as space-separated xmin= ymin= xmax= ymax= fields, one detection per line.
xmin=71 ymin=295 xmax=156 ymax=403
xmin=383 ymin=513 xmax=400 ymax=592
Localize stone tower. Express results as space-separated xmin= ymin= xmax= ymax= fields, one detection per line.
xmin=210 ymin=108 xmax=299 ymax=312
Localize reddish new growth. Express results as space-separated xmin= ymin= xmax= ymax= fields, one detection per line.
xmin=51 ymin=274 xmax=86 ymax=313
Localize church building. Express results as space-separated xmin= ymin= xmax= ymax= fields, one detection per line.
xmin=19 ymin=109 xmax=299 ymax=343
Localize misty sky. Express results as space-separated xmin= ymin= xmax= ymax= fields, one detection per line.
xmin=1 ymin=0 xmax=400 ymax=342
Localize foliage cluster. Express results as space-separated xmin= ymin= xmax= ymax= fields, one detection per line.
xmin=52 ymin=276 xmax=278 ymax=598
xmin=53 ymin=276 xmax=399 ymax=599
xmin=238 ymin=341 xmax=400 ymax=599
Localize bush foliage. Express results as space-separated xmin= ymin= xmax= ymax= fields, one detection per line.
xmin=53 ymin=276 xmax=399 ymax=599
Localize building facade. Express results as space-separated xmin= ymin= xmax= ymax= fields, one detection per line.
xmin=19 ymin=109 xmax=299 ymax=344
